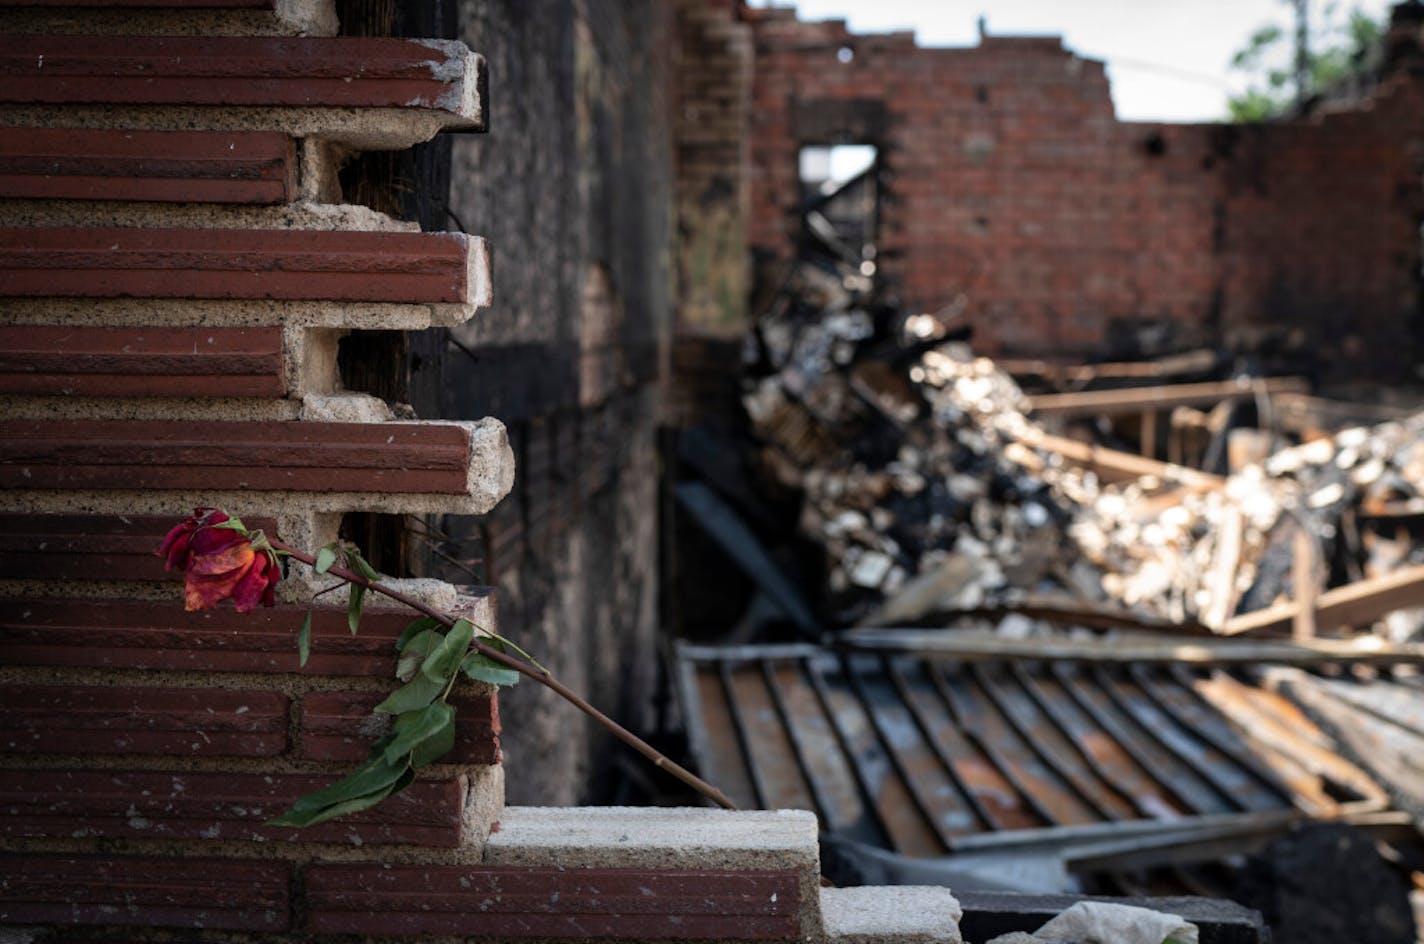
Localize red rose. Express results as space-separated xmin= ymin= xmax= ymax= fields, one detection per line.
xmin=158 ymin=508 xmax=281 ymax=612
xmin=158 ymin=507 xmax=239 ymax=572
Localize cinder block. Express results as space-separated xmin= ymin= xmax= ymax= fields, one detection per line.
xmin=0 ymin=228 xmax=484 ymax=305
xmin=0 ymin=325 xmax=286 ymax=398
xmin=304 ymin=863 xmax=802 ymax=939
xmin=0 ymin=128 xmax=297 ymax=204
xmin=2 ymin=599 xmax=427 ymax=675
xmin=0 ymin=854 xmax=291 ymax=931
xmin=0 ymin=768 xmax=467 ymax=847
xmin=0 ymin=35 xmax=486 ymax=137
xmin=820 ymin=886 xmax=964 ymax=944
xmin=0 ymin=684 xmax=288 ymax=757
xmin=300 ymin=690 xmax=500 ymax=765
xmin=0 ymin=512 xmax=274 ymax=582
xmin=487 ymin=807 xmax=823 ymax=942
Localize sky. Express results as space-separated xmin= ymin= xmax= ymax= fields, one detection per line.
xmin=749 ymin=0 xmax=1396 ymax=122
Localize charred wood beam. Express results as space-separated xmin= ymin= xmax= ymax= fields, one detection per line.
xmin=1024 ymin=377 xmax=1309 ymax=419
xmin=836 ymin=628 xmax=1424 ymax=666
xmin=1221 ymin=562 xmax=1424 ymax=637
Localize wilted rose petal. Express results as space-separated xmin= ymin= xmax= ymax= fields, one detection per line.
xmin=189 ymin=544 xmax=254 ymax=576
xmin=188 ymin=524 xmax=245 ymax=557
xmin=185 ymin=566 xmax=250 ymax=611
xmin=161 ymin=507 xmax=281 ymax=612
xmin=231 ymin=551 xmax=281 ymax=613
xmin=158 ymin=507 xmax=235 ymax=572
xmin=158 ymin=519 xmax=196 ymax=571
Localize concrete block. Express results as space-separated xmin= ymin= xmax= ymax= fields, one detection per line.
xmin=0 ymin=416 xmax=515 ymax=517
xmin=488 ymin=806 xmax=823 ymax=941
xmin=0 ymin=128 xmax=297 ymax=204
xmin=0 ymin=227 xmax=484 ymax=305
xmin=820 ymin=886 xmax=964 ymax=944
xmin=0 ymin=0 xmax=338 ymax=38
xmin=0 ymin=35 xmax=486 ymax=146
xmin=0 ymin=854 xmax=291 ymax=932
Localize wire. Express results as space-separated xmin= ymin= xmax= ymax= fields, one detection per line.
xmin=1103 ymin=56 xmax=1235 ymax=88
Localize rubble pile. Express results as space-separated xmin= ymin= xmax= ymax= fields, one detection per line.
xmin=743 ymin=300 xmax=1085 ymax=626
xmin=741 ymin=296 xmax=1424 ymax=636
xmin=1052 ymin=413 xmax=1424 ymax=631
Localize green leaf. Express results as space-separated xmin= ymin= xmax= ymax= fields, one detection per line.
xmin=374 ymin=672 xmax=445 ymax=715
xmin=274 ymin=752 xmax=408 ymax=816
xmin=315 ymin=544 xmax=339 ymax=575
xmin=408 ymin=714 xmax=457 ymax=767
xmin=461 ymin=651 xmax=520 ymax=688
xmin=267 ymin=766 xmax=414 ymax=828
xmin=395 ymin=616 xmax=444 ymax=652
xmin=212 ymin=516 xmax=247 ymax=533
xmin=345 ymin=546 xmax=381 ymax=582
xmin=382 ymin=702 xmax=456 ymax=767
xmin=395 ymin=630 xmax=442 ymax=682
xmin=347 ymin=583 xmax=365 ymax=635
xmin=420 ymin=619 xmax=474 ymax=683
xmin=297 ymin=610 xmax=313 ymax=668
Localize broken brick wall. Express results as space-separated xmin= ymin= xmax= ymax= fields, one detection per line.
xmin=665 ymin=0 xmax=755 ymax=431
xmin=1209 ymin=73 xmax=1424 ymax=381
xmin=727 ymin=4 xmax=1424 ymax=378
xmin=411 ymin=0 xmax=676 ymax=806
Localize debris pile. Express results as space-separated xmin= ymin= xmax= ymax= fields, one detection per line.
xmin=744 ymin=304 xmax=1079 ymax=626
xmin=741 ymin=294 xmax=1424 ymax=636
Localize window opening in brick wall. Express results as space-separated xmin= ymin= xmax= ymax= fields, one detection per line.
xmin=797 ymin=144 xmax=880 ymax=283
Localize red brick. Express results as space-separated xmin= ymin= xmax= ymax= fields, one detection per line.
xmin=4 ymin=0 xmax=274 ymax=6
xmin=304 ymin=865 xmax=801 ymax=938
xmin=0 ymin=512 xmax=277 ymax=583
xmin=1 ymin=598 xmax=429 ymax=675
xmin=301 ymin=691 xmax=499 ymax=765
xmin=0 ymin=35 xmax=483 ymax=123
xmin=0 ymin=769 xmax=466 ymax=847
xmin=0 ymin=128 xmax=296 ymax=204
xmin=0 ymin=325 xmax=286 ymax=398
xmin=0 ymin=685 xmax=288 ymax=757
xmin=0 ymin=419 xmax=470 ymax=493
xmin=0 ymin=853 xmax=289 ymax=931
xmin=0 ymin=227 xmax=476 ymax=303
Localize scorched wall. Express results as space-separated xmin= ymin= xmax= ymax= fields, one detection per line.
xmin=412 ymin=0 xmax=675 ymax=805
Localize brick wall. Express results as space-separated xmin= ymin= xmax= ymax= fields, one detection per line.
xmin=729 ymin=4 xmax=1424 ymax=377
xmin=1211 ymin=72 xmax=1424 ymax=379
xmin=0 ymin=0 xmax=516 ymax=934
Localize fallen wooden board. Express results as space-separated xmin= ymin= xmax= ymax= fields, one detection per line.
xmin=1221 ymin=562 xmax=1424 ymax=637
xmin=837 ymin=628 xmax=1424 ymax=666
xmin=999 ymin=349 xmax=1219 ymax=385
xmin=1024 ymin=377 xmax=1309 ymax=419
xmin=952 ymin=595 xmax=1215 ymax=636
xmin=1006 ymin=430 xmax=1225 ymax=489
xmin=1271 ymin=392 xmax=1416 ymax=436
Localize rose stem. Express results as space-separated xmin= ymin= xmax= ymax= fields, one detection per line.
xmin=270 ymin=537 xmax=737 ymax=811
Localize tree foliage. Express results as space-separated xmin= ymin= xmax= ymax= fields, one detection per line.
xmin=1228 ymin=3 xmax=1384 ymax=121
